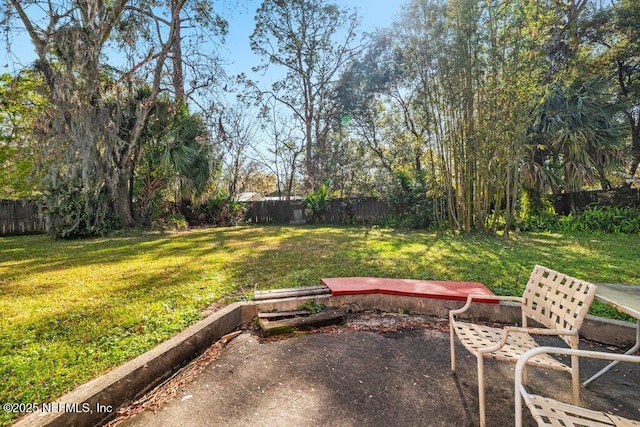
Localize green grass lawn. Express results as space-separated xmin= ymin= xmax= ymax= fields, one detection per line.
xmin=1 ymin=225 xmax=639 ymax=425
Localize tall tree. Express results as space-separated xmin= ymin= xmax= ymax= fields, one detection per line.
xmin=214 ymin=103 xmax=261 ymax=199
xmin=544 ymin=0 xmax=589 ymax=80
xmin=2 ymin=0 xmax=186 ymax=234
xmin=525 ymin=79 xmax=625 ymax=201
xmin=130 ymin=96 xmax=211 ymax=224
xmin=583 ymin=0 xmax=640 ymax=180
xmin=0 ymin=71 xmax=48 ymax=198
xmin=339 ymin=0 xmax=555 ymax=233
xmin=258 ymin=99 xmax=305 ymax=200
xmin=169 ymin=0 xmax=228 ymax=106
xmin=249 ymin=0 xmax=363 ymax=190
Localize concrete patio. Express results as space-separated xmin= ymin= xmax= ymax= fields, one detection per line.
xmin=115 ymin=311 xmax=639 ymax=427
xmin=15 ymin=291 xmax=640 ymax=427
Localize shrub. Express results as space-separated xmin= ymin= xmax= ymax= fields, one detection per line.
xmin=164 ymin=213 xmax=189 ymax=230
xmin=304 ymin=184 xmax=332 ymax=223
xmin=520 ymin=211 xmax=562 ymax=232
xmin=47 ymin=184 xmax=120 ymax=238
xmin=519 ymin=191 xmax=560 ymax=232
xmin=520 ymin=203 xmax=640 ymax=235
xmin=199 ymin=192 xmax=246 ymax=226
xmin=566 ymin=205 xmax=640 ymax=234
xmin=381 ymin=170 xmax=432 ymax=228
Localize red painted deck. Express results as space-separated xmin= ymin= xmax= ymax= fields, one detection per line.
xmin=321 ymin=277 xmax=497 ymax=304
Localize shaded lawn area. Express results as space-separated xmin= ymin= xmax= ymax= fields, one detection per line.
xmin=1 ymin=225 xmax=639 ymax=425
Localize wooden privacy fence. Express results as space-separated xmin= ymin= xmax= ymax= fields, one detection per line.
xmin=553 ymin=188 xmax=640 ymax=215
xmin=246 ymin=199 xmax=296 ymax=224
xmin=325 ymin=197 xmax=391 ymax=224
xmin=0 ymin=200 xmax=46 ymax=236
xmin=245 ymin=197 xmax=391 ymax=225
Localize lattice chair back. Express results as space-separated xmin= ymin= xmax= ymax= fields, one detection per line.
xmin=521 ymin=265 xmax=597 ymax=347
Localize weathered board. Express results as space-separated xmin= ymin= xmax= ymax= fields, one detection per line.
xmin=253 ymin=285 xmax=330 ymax=301
xmin=258 ymin=308 xmax=346 ymax=334
xmin=257 ymin=310 xmax=312 ymax=319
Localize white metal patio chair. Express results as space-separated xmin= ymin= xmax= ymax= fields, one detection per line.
xmin=449 ymin=265 xmax=598 ymax=427
xmin=515 ymin=346 xmax=640 ymax=426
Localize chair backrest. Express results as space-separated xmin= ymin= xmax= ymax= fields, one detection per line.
xmin=521 ymin=265 xmax=597 ymax=346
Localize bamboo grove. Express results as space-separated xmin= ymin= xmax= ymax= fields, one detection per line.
xmin=336 ymin=0 xmax=637 ymax=233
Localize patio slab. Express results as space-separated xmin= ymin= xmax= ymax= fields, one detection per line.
xmin=117 ymin=312 xmax=640 ymax=427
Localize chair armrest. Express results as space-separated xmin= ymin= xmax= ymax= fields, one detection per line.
xmin=515 ymin=347 xmax=640 ymax=426
xmin=503 ymin=326 xmax=577 ymax=337
xmin=449 ymin=294 xmax=523 ymax=319
xmin=517 ymin=346 xmax=640 ymax=372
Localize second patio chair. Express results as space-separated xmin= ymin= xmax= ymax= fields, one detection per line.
xmin=515 ymin=347 xmax=640 ymax=426
xmin=449 ymin=265 xmax=598 ymax=427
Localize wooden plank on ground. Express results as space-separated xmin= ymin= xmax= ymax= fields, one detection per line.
xmin=258 ymin=308 xmax=345 ymax=335
xmin=257 ymin=310 xmax=311 ymax=319
xmin=254 ymin=285 xmax=330 ymax=300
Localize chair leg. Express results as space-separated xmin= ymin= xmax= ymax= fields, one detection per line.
xmin=450 ymin=320 xmax=456 ymax=372
xmin=571 ymin=353 xmax=580 ymax=405
xmin=570 ymin=337 xmax=580 ymax=405
xmin=477 ymin=354 xmax=486 ymax=427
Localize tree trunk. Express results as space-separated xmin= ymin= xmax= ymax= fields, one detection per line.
xmin=112 ymin=172 xmax=134 ymax=227
xmin=627 ymin=116 xmax=640 ymax=183
xmin=171 ymin=0 xmax=185 ymax=106
xmin=305 ymin=114 xmax=315 ymax=190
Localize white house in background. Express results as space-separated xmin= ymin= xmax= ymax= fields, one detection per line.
xmin=235 ymin=192 xmax=263 ymax=202
xmin=235 ymin=192 xmax=305 ymax=202
xmin=263 ymin=195 xmax=304 ymax=201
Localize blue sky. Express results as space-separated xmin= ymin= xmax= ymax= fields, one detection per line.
xmin=221 ymin=0 xmax=404 ymax=82
xmin=1 ymin=1 xmax=404 ymax=86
